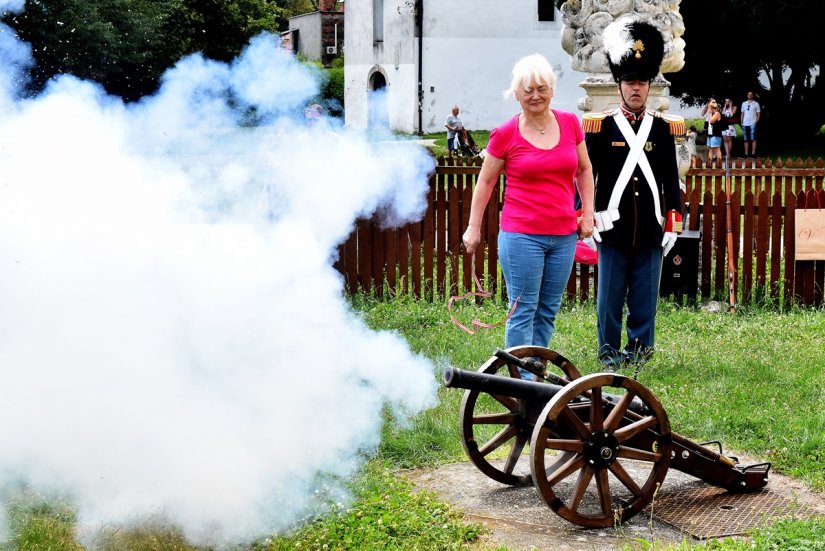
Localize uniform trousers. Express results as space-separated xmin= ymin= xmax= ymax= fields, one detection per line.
xmin=596 ymin=241 xmax=662 ymax=361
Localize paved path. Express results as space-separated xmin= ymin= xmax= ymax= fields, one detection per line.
xmin=404 ymin=458 xmax=824 ymax=551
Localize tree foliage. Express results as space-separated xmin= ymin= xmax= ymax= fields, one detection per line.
xmin=163 ymin=0 xmax=285 ymax=65
xmin=665 ymin=0 xmax=824 ymax=139
xmin=303 ymin=56 xmax=344 ymax=117
xmin=5 ymin=0 xmax=170 ymax=100
xmin=2 ymin=0 xmax=316 ymax=101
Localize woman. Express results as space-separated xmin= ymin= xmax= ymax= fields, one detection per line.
xmin=686 ymin=125 xmax=700 ymax=168
xmin=721 ymin=98 xmax=738 ymax=159
xmin=705 ymin=99 xmax=724 ymax=165
xmin=462 ymin=53 xmax=594 ymax=362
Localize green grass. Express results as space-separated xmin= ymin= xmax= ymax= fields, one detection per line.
xmin=256 ymin=462 xmax=482 ymax=551
xmin=3 ymin=495 xmax=84 ymax=551
xmin=2 ymin=298 xmax=823 ymax=551
xmin=356 ymin=298 xmax=825 ymax=492
xmin=621 ymin=517 xmax=825 ymax=550
xmin=356 ymin=297 xmax=825 ymax=551
xmin=421 ymin=131 xmax=490 ymax=158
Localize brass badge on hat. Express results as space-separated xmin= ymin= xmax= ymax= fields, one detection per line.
xmin=633 ymin=40 xmax=645 ymax=59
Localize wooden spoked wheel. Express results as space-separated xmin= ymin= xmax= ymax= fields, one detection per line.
xmin=529 ymin=373 xmax=672 ymax=528
xmin=459 ymin=345 xmax=581 ymax=486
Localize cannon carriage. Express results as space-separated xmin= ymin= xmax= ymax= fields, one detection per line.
xmin=443 ymin=345 xmax=771 ymax=528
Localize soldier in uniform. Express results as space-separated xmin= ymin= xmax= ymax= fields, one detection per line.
xmin=583 ymin=17 xmax=684 ymax=370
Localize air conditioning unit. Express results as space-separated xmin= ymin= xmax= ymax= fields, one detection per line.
xmin=325 ymin=45 xmax=337 ymax=55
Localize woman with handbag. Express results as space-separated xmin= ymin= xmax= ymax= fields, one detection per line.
xmin=705 ymin=99 xmax=724 ymax=166
xmin=722 ymin=98 xmax=738 ymax=158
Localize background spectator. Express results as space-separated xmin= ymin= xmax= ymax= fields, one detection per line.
xmin=740 ymin=91 xmax=761 ymax=158
xmin=721 ymin=97 xmax=738 ymax=158
xmin=705 ymin=99 xmax=724 ymax=165
xmin=445 ymin=105 xmax=463 ymax=157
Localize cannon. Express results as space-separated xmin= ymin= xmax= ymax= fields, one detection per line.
xmin=443 ymin=345 xmax=771 ymax=528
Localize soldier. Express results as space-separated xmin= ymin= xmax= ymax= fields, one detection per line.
xmin=583 ymin=17 xmax=684 ymax=371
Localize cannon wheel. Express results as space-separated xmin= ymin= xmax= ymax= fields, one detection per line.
xmin=459 ymin=345 xmax=581 ymax=487
xmin=530 ymin=373 xmax=672 ymax=528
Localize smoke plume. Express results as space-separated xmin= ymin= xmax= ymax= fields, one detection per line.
xmin=0 ymin=9 xmax=436 ymax=548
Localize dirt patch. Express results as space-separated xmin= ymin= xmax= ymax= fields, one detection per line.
xmin=403 ymin=458 xmax=824 ymax=551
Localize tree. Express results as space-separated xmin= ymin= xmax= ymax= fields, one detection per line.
xmin=281 ymin=0 xmax=317 ymax=16
xmin=163 ymin=0 xmax=285 ymax=65
xmin=4 ymin=0 xmax=170 ymax=101
xmin=668 ymin=0 xmax=825 ymax=141
xmin=2 ymin=0 xmax=297 ymax=101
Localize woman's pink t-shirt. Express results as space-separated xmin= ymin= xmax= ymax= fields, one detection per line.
xmin=485 ymin=109 xmax=583 ymax=235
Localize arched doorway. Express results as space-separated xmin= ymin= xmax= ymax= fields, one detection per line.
xmin=367 ymin=70 xmax=389 ymax=130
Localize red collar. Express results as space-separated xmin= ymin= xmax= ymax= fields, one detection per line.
xmin=619 ymin=104 xmax=646 ymax=122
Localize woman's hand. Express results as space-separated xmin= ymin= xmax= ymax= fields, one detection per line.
xmin=577 ymin=215 xmax=595 ymax=240
xmin=462 ymin=225 xmax=481 ymax=254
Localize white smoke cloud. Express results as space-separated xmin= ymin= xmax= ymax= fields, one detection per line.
xmin=0 ymin=22 xmax=436 ymax=548
xmin=0 ymin=0 xmax=30 ymax=110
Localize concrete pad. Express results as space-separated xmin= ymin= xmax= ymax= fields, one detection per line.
xmin=403 ymin=458 xmax=825 ymax=551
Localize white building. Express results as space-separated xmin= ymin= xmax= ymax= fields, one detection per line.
xmin=344 ymin=0 xmax=583 ymax=134
xmin=283 ymin=0 xmax=345 ymax=67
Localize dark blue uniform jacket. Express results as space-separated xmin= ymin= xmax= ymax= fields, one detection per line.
xmin=585 ymin=111 xmax=683 ymax=249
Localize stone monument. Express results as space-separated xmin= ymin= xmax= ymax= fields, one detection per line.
xmin=560 ymin=0 xmax=685 ymax=113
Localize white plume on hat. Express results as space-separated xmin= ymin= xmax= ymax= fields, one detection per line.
xmin=603 ymin=16 xmax=665 ymax=82
xmin=603 ymin=15 xmax=637 ymax=65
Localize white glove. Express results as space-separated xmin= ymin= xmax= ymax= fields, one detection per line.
xmin=592 ymin=227 xmax=602 ymax=243
xmin=662 ymin=232 xmax=677 ymax=257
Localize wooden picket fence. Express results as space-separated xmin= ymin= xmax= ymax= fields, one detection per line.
xmin=334 ymin=155 xmax=825 ymax=308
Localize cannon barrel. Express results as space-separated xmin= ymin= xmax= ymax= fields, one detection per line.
xmin=443 ymin=366 xmax=565 ymax=403
xmin=443 ymin=367 xmax=650 ymax=416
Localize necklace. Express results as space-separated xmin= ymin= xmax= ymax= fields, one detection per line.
xmin=527 ymin=122 xmax=549 ymax=134
xmin=523 ymin=113 xmax=552 ymax=135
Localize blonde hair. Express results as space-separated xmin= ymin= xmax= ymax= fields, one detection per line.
xmin=503 ymin=53 xmax=557 ymax=100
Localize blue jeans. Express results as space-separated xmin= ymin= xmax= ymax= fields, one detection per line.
xmin=596 ymin=242 xmax=662 ymax=360
xmin=742 ymin=124 xmax=757 ymax=142
xmin=498 ymin=230 xmax=577 ymax=348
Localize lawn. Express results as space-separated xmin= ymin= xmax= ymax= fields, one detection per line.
xmin=4 ymin=298 xmax=823 ymax=550
xmin=421 ymin=120 xmax=825 ymax=162
xmin=294 ymin=297 xmax=823 ymax=551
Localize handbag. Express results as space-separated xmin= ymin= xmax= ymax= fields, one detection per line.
xmin=794 ymin=190 xmax=825 ymax=260
xmin=574 ymin=239 xmax=598 ymax=265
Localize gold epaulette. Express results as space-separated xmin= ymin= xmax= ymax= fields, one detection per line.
xmin=582 ymin=112 xmax=608 ymax=133
xmin=660 ymin=112 xmax=686 ymax=136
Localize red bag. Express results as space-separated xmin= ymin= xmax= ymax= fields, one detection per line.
xmin=574 ymin=208 xmax=598 ymax=265
xmin=575 ymin=240 xmax=598 ymax=265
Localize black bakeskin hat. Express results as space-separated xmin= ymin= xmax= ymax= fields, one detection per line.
xmin=603 ymin=17 xmax=665 ymax=83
